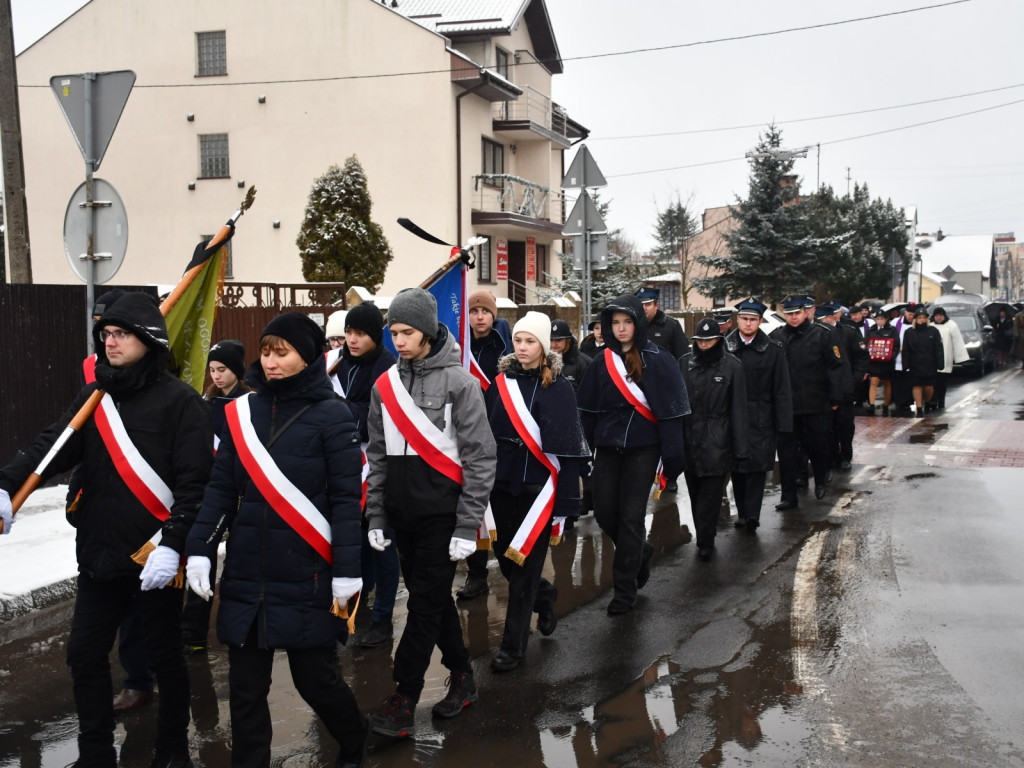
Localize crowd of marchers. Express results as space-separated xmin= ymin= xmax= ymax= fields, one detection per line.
xmin=3 ymin=283 xmax=1020 ymax=768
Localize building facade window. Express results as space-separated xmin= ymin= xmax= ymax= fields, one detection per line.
xmin=495 ymin=47 xmax=510 ymax=79
xmin=476 ymin=236 xmax=493 ymax=282
xmin=199 ymin=134 xmax=230 ymax=179
xmin=196 ymin=31 xmax=227 ymax=77
xmin=482 ymin=138 xmax=504 ymax=184
xmin=536 ymin=243 xmax=549 ymax=285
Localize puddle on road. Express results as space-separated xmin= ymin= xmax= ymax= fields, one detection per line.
xmin=907 ymin=422 xmax=949 ymax=444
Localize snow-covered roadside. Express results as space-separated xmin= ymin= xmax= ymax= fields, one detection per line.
xmin=0 ymin=485 xmax=78 ymax=622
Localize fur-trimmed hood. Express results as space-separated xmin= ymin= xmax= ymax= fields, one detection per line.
xmin=497 ymin=351 xmax=563 ymax=378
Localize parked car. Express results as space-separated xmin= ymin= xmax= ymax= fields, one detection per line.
xmin=941 ymin=302 xmax=995 ymax=376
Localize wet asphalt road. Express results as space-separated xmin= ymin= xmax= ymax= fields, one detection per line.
xmin=2 ymin=368 xmax=1024 ymax=767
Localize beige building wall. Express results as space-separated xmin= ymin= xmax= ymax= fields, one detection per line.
xmin=11 ymin=0 xmax=568 ymax=299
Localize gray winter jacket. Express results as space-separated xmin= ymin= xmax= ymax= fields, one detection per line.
xmin=365 ymin=324 xmax=496 ymax=541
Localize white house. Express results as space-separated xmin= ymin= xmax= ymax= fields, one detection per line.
xmin=10 ymin=0 xmax=586 ymax=300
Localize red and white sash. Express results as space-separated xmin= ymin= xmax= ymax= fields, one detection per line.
xmin=603 ymin=349 xmax=656 ymax=423
xmin=226 ymin=394 xmax=333 ymax=563
xmin=83 ymin=354 xmax=97 ymax=384
xmin=324 ymin=348 xmax=345 ymax=397
xmin=469 ymin=355 xmax=491 ymax=391
xmin=376 ymin=366 xmax=463 ymax=486
xmin=495 ymin=374 xmax=561 ymax=565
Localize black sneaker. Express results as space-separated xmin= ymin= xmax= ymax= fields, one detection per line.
xmin=455 ymin=576 xmax=489 ymax=600
xmin=359 ymin=620 xmax=393 ymax=648
xmin=370 ymin=692 xmax=415 ymax=738
xmin=431 ymin=671 xmax=478 ymax=719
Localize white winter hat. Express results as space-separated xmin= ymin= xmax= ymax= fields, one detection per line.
xmin=325 ymin=310 xmax=347 ymax=339
xmin=512 ymin=311 xmax=551 ymax=357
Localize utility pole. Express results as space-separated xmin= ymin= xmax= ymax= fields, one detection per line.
xmin=0 ymin=0 xmax=31 ymax=283
xmin=845 ymin=167 xmax=852 ymax=197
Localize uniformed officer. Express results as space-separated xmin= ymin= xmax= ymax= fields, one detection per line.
xmin=725 ymin=297 xmax=793 ymax=530
xmin=635 ymin=287 xmax=689 ymax=359
xmin=712 ymin=307 xmax=737 ymax=337
xmin=770 ymin=295 xmax=845 ymax=508
xmin=549 ymin=318 xmax=592 ymax=392
xmin=818 ymin=301 xmax=868 ymax=470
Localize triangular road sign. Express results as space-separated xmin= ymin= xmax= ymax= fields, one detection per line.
xmin=562 ymin=189 xmax=608 ymax=236
xmin=50 ymin=70 xmax=136 ymax=170
xmin=561 ymin=145 xmax=607 ymax=190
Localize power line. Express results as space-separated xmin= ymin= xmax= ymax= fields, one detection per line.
xmin=608 ymin=96 xmax=1024 ymax=179
xmin=18 ymin=0 xmax=972 ymax=89
xmin=591 ymin=82 xmax=1024 ymax=141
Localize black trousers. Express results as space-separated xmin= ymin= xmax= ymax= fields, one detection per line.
xmin=778 ymin=412 xmax=831 ymax=502
xmin=68 ymin=572 xmax=189 ymax=764
xmin=935 ymin=372 xmax=950 ymax=407
xmin=393 ymin=517 xmax=471 ymax=701
xmin=464 ymin=548 xmax=489 ymax=581
xmin=684 ymin=471 xmax=727 ymax=550
xmin=180 ymin=583 xmax=214 ymax=646
xmin=228 ymin=622 xmax=366 ymax=768
xmin=731 ymin=470 xmax=768 ymax=521
xmin=117 ymin=605 xmax=153 ymax=692
xmin=490 ymin=486 xmax=556 ymax=657
xmin=592 ymin=445 xmax=660 ymax=607
xmin=834 ymin=402 xmax=855 ymax=462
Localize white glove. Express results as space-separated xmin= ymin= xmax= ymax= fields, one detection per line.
xmin=186 ymin=555 xmax=213 ymax=601
xmin=139 ymin=545 xmax=181 ymax=591
xmin=448 ymin=536 xmax=476 ymax=562
xmin=0 ymin=489 xmax=13 ymax=535
xmin=368 ymin=528 xmax=391 ymax=551
xmin=332 ymin=576 xmax=362 ymax=604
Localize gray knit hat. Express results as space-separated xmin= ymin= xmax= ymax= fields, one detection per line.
xmin=387 ymin=288 xmax=438 ymax=339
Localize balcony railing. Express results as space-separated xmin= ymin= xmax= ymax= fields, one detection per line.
xmin=472 ymin=174 xmax=565 ymax=225
xmin=493 ymin=85 xmax=570 ymax=140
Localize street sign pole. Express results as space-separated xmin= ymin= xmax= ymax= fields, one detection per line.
xmin=561 ymin=145 xmax=608 ymax=338
xmin=84 ymin=73 xmax=96 ymax=354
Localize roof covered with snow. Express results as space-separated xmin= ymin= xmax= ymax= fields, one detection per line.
xmin=917 ymin=234 xmax=994 ymax=279
xmin=396 ymin=0 xmax=562 ymax=73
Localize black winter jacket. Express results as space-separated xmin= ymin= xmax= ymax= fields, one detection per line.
xmin=489 ymin=355 xmax=590 ymax=518
xmin=838 ymin=321 xmax=869 ymax=398
xmin=725 ymin=329 xmax=793 ymax=472
xmin=332 ymin=344 xmax=397 ymax=442
xmin=901 ymin=324 xmax=945 ymax=379
xmin=679 ymin=342 xmax=749 ymax=476
xmin=769 ymin=319 xmax=845 ymax=415
xmin=865 ymin=324 xmax=900 ymax=378
xmin=185 ymin=361 xmax=363 ymax=650
xmin=577 ymin=295 xmax=690 ymax=478
xmin=556 ymin=335 xmax=592 ymax=392
xmin=0 ymin=294 xmax=213 ymax=580
xmin=645 ymin=309 xmax=689 ymax=359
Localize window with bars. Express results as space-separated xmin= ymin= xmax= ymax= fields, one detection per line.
xmin=196 ymin=31 xmax=227 ymax=77
xmin=199 ymin=134 xmax=230 ymax=179
xmin=476 ymin=236 xmax=493 ymax=282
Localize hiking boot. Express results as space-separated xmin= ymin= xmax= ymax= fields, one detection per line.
xmin=370 ymin=692 xmax=415 ymax=738
xmin=358 ymin=620 xmax=393 ymax=648
xmin=455 ymin=576 xmax=488 ymax=600
xmin=430 ymin=670 xmax=478 ymax=719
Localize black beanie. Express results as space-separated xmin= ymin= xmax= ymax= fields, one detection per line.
xmin=92 ymin=288 xmax=126 ymax=318
xmin=345 ymin=302 xmax=384 ymax=345
xmin=261 ymin=312 xmax=326 ymax=364
xmin=207 ymin=339 xmax=246 ymax=380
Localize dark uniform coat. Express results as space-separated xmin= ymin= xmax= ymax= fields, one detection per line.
xmin=678 ymin=343 xmax=749 ymax=476
xmin=646 ymin=309 xmax=689 ymax=359
xmin=725 ymin=328 xmax=793 ymax=472
xmin=555 ymin=335 xmax=592 ymax=392
xmin=770 ymin=319 xmax=845 ymax=414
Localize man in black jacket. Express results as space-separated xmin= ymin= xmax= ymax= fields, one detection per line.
xmin=725 ymin=297 xmax=793 ymax=530
xmin=636 ymin=287 xmax=689 ymax=359
xmin=770 ymin=295 xmax=845 ymax=508
xmin=0 ymin=293 xmax=213 ymax=768
xmin=549 ymin=318 xmax=591 ymax=391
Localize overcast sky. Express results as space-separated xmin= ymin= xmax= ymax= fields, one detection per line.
xmin=13 ymin=0 xmax=1024 ymax=252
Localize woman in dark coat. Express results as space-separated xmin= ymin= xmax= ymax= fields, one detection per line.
xmin=185 ymin=313 xmax=367 ymax=767
xmin=487 ymin=312 xmax=589 ymax=672
xmin=576 ymin=295 xmax=689 ymax=615
xmin=864 ymin=311 xmax=900 ymax=415
xmin=679 ymin=319 xmax=749 ymax=557
xmin=993 ymin=309 xmax=1014 ymax=366
xmin=900 ymin=307 xmax=945 ymax=416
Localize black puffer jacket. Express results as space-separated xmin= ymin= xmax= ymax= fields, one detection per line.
xmin=769 ymin=319 xmax=845 ymax=415
xmin=901 ymin=323 xmax=945 ymax=379
xmin=679 ymin=341 xmax=749 ymax=476
xmin=725 ymin=328 xmax=793 ymax=472
xmin=0 ymin=293 xmax=213 ymax=579
xmin=333 ymin=344 xmax=398 ymax=442
xmin=556 ymin=335 xmax=592 ymax=392
xmin=576 ymin=295 xmax=690 ymax=475
xmin=646 ymin=309 xmax=689 ymax=359
xmin=186 ymin=361 xmax=363 ymax=650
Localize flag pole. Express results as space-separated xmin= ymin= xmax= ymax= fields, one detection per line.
xmin=0 ymin=187 xmax=257 ymax=531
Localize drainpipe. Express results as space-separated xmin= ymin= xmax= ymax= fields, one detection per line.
xmin=455 ymin=78 xmax=487 ymax=246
